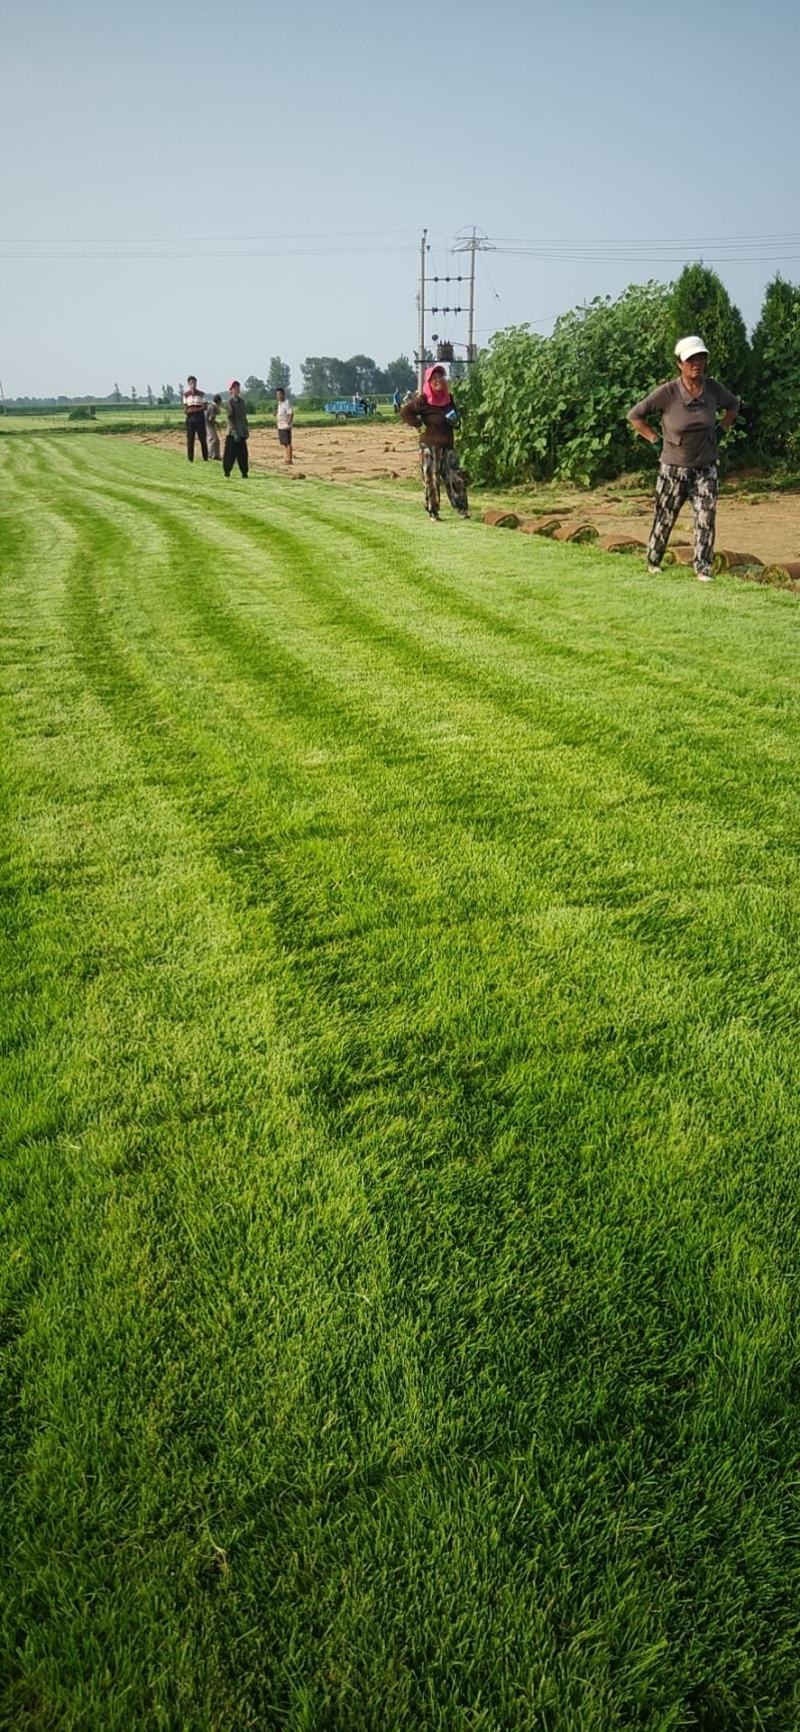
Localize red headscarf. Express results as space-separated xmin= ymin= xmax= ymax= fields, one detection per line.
xmin=422 ymin=365 xmax=452 ymax=406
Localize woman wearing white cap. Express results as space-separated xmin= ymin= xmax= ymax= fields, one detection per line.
xmin=629 ymin=337 xmax=739 ymax=580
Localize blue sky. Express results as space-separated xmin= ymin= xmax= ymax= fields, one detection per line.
xmin=2 ymin=0 xmax=799 ymax=397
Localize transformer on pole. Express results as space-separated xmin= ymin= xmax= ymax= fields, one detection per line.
xmin=416 ymin=226 xmax=494 ymax=379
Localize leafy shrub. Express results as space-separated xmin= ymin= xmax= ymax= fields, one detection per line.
xmin=457 ymin=281 xmax=672 ymax=488
xmin=667 ymin=263 xmax=751 ymax=469
xmin=668 ymin=263 xmax=750 ymax=399
xmin=67 ymin=405 xmax=96 ymax=421
xmin=748 ymin=275 xmax=800 ymax=466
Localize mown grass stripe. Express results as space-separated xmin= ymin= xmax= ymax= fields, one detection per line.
xmin=2 ymin=450 xmax=407 ymax=1730
xmin=29 ymin=450 xmax=793 ymax=879
xmin=48 ymin=442 xmax=800 ymax=846
xmin=3 ymin=437 xmax=800 ymax=1729
xmin=46 ymin=436 xmax=800 ymax=793
xmin=29 ymin=454 xmax=800 ymax=1160
xmin=41 ymin=451 xmax=800 ymax=1036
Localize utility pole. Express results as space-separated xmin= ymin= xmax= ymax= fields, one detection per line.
xmin=467 ymin=226 xmax=477 ymax=361
xmin=452 ymin=227 xmax=495 ymax=363
xmin=417 ymin=228 xmax=428 ymax=391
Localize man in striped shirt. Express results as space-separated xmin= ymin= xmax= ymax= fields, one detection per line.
xmin=182 ymin=375 xmax=209 ymax=462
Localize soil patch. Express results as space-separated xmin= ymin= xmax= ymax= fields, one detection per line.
xmin=129 ymin=421 xmax=420 ymax=486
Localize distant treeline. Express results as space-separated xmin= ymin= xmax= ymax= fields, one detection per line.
xmin=4 ymin=352 xmax=422 ymax=411
xmin=456 ymin=264 xmax=800 ymax=487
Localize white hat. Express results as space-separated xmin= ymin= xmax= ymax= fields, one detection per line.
xmin=675 ymin=335 xmax=708 ymax=363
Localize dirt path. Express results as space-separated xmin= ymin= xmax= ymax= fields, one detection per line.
xmin=131 ymin=421 xmax=420 ymax=485
xmin=129 ymin=424 xmax=800 ymax=565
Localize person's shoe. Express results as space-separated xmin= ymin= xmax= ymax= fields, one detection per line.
xmin=696 ymin=569 xmax=714 ymax=582
xmin=646 ymin=563 xmax=661 ymax=575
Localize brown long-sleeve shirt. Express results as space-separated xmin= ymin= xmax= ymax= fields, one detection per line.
xmin=400 ymin=392 xmax=455 ymax=449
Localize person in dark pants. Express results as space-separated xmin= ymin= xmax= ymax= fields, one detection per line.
xmin=223 ymin=380 xmax=249 ymax=477
xmin=182 ymin=375 xmax=209 ymax=461
xmin=275 ymin=387 xmax=294 ymax=464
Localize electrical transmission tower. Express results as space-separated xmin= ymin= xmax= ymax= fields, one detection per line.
xmin=451 ymin=227 xmax=495 ymax=362
xmin=416 ymin=227 xmax=495 ymax=386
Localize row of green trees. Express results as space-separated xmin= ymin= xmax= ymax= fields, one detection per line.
xmin=107 ymin=353 xmax=417 ymax=407
xmin=456 ymin=266 xmax=800 ymax=488
xmin=300 ymin=354 xmax=417 ymax=400
xmin=241 ymin=359 xmax=292 ymax=402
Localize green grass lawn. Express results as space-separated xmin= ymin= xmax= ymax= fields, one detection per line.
xmin=2 ymin=436 xmax=800 ymax=1731
xmin=0 ymin=404 xmax=396 ymax=436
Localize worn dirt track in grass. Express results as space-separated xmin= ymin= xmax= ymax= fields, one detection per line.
xmin=130 ymin=419 xmax=420 ymax=485
xmin=129 ymin=423 xmax=800 ymax=565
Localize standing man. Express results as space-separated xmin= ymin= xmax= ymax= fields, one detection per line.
xmin=223 ymin=380 xmax=250 ymax=479
xmin=206 ymin=393 xmax=222 ymax=460
xmin=182 ymin=375 xmax=208 ymax=461
xmin=275 ymin=387 xmax=294 ymax=465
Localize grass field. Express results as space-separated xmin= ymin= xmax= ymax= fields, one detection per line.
xmin=0 ymin=405 xmax=396 ymax=436
xmin=3 ymin=435 xmax=800 ymax=1730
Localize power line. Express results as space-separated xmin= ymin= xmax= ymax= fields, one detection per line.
xmin=0 ymin=226 xmax=420 ymax=244
xmin=4 ymin=226 xmax=799 ymax=267
xmin=491 ymin=236 xmax=800 ymax=265
xmin=0 ymin=244 xmax=416 ymax=260
xmin=478 ymin=251 xmax=503 ymax=304
xmin=4 ymin=226 xmax=796 ymax=251
xmin=491 ymin=230 xmax=800 ymax=246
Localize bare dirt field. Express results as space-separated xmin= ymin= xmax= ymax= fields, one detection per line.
xmin=131 ymin=421 xmax=419 ymax=486
xmin=130 ymin=423 xmax=800 ymax=565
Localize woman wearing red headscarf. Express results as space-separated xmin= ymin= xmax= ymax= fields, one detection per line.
xmin=401 ymin=365 xmax=470 ymax=521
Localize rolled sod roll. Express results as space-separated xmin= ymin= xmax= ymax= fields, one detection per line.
xmin=761 ymin=563 xmax=800 ymax=585
xmin=712 ymin=548 xmax=764 ymax=573
xmin=551 ymin=523 xmax=599 ymax=544
xmin=661 ymin=540 xmax=692 ymax=568
xmin=518 ymin=517 xmax=562 ymax=536
xmin=598 ymin=535 xmax=646 ymax=553
xmin=482 ymin=510 xmax=520 ymax=528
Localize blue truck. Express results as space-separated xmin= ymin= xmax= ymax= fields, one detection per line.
xmin=324 ymin=397 xmax=376 ymax=421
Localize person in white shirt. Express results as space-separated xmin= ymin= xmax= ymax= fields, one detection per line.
xmin=276 ymin=388 xmax=294 ymax=465
xmin=182 ymin=375 xmax=208 ymax=462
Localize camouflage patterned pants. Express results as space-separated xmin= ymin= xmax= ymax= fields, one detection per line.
xmin=420 ymin=444 xmax=468 ymax=516
xmin=648 ymin=463 xmax=718 ymax=574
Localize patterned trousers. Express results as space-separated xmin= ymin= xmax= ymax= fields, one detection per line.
xmin=648 ymin=463 xmax=718 ymax=574
xmin=420 ymin=444 xmax=468 ymax=516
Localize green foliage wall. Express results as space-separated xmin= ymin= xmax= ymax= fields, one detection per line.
xmin=456 ymin=268 xmax=774 ymax=487
xmin=457 ymin=281 xmax=673 ymax=487
xmin=668 ymin=263 xmax=750 ymax=398
xmin=749 ymin=275 xmax=800 ymax=465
